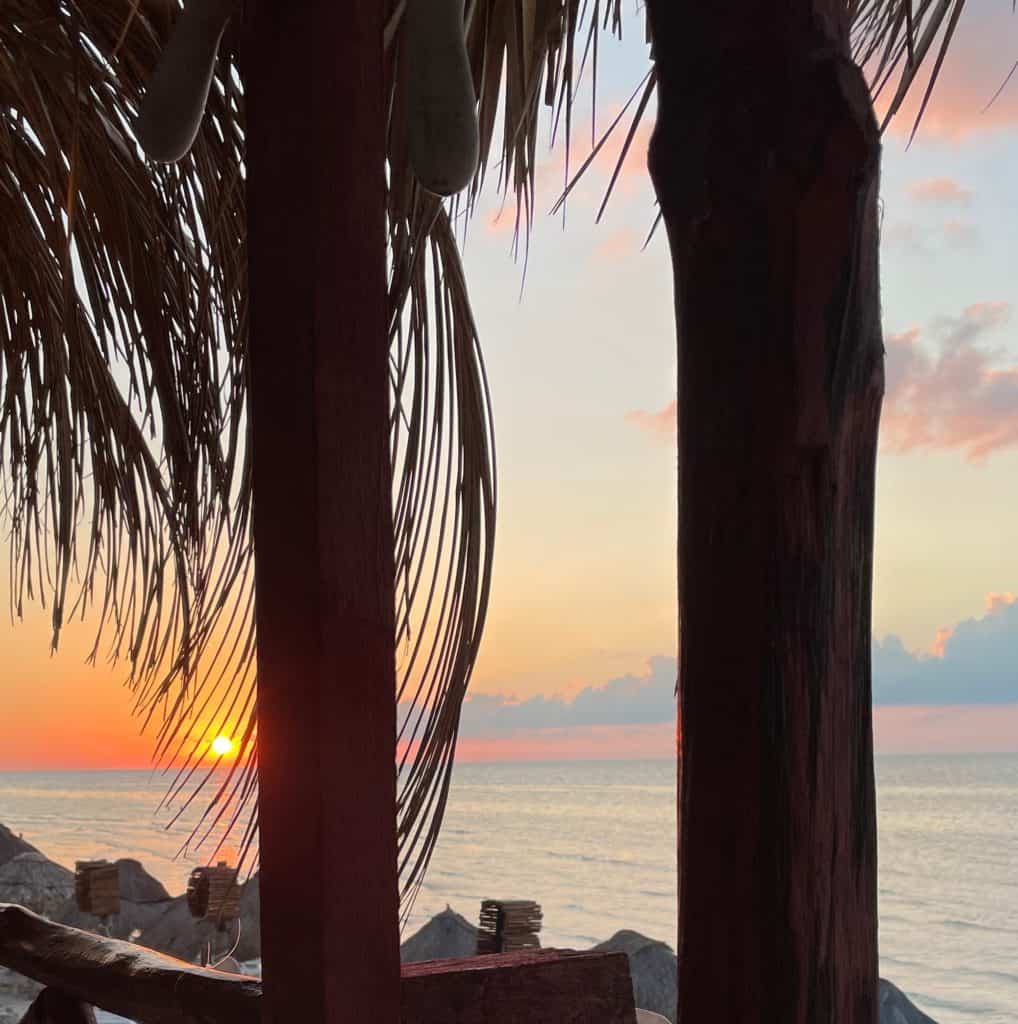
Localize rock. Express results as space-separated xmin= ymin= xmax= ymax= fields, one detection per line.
xmin=54 ymin=895 xmax=170 ymax=944
xmin=0 ymin=853 xmax=74 ymax=919
xmin=592 ymin=930 xmax=676 ymax=1024
xmin=0 ymin=966 xmax=41 ymax=1002
xmin=0 ymin=824 xmax=38 ymax=871
xmin=135 ymin=894 xmax=226 ymax=963
xmin=400 ymin=906 xmax=479 ymax=962
xmin=135 ymin=871 xmax=260 ymax=965
xmin=114 ymin=859 xmax=170 ymax=903
xmin=880 ymin=979 xmax=939 ymax=1024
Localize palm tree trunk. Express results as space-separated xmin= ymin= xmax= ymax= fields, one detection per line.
xmin=245 ymin=2 xmax=399 ymax=1022
xmin=646 ymin=6 xmax=883 ymax=1022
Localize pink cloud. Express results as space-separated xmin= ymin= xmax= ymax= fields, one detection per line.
xmin=482 ymin=204 xmax=519 ymax=236
xmin=986 ymin=591 xmax=1017 ymax=613
xmin=629 ymin=303 xmax=1018 ymax=461
xmin=875 ymin=9 xmax=1018 ymax=140
xmin=595 ymin=227 xmax=639 ymax=261
xmin=931 ymin=626 xmax=953 ymax=659
xmin=883 ymin=302 xmax=1018 ymax=460
xmin=625 ymin=399 xmax=676 ymax=441
xmin=908 ymin=177 xmax=972 ymax=203
xmin=943 ymin=219 xmax=980 ymax=248
xmin=535 ymin=108 xmax=653 ymax=207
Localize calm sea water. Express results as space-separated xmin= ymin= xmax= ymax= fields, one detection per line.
xmin=0 ymin=756 xmax=1015 ymax=1023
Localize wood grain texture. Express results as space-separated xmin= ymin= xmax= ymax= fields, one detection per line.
xmin=243 ymin=1 xmax=399 ymax=1022
xmin=0 ymin=905 xmax=260 ymax=1024
xmin=646 ymin=5 xmax=882 ymax=1024
xmin=401 ymin=950 xmax=637 ymax=1024
xmin=1 ymin=911 xmax=636 ymax=1024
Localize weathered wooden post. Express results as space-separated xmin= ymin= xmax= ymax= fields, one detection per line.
xmin=646 ymin=3 xmax=882 ymax=1022
xmin=244 ymin=1 xmax=399 ymax=1021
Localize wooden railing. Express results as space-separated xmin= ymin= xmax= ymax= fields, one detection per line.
xmin=0 ymin=904 xmax=637 ymax=1023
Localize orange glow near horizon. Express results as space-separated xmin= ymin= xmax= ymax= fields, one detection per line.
xmin=4 ymin=552 xmax=1018 ymax=769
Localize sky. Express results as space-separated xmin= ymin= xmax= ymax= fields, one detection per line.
xmin=3 ymin=3 xmax=1018 ymax=768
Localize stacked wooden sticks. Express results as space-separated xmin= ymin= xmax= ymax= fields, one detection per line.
xmin=477 ymin=899 xmax=543 ymax=954
xmin=74 ymin=861 xmax=120 ymax=919
xmin=186 ymin=862 xmax=241 ymax=930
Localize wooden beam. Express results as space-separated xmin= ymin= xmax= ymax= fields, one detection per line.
xmin=0 ymin=905 xmax=261 ymax=1024
xmin=243 ymin=1 xmax=399 ymax=1023
xmin=401 ymin=950 xmax=637 ymax=1024
xmin=1 ymin=908 xmax=636 ymax=1024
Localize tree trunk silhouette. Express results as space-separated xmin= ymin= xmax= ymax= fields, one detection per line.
xmin=646 ymin=6 xmax=883 ymax=1022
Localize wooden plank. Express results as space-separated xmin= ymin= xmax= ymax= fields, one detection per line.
xmin=2 ymin=908 xmax=636 ymax=1024
xmin=243 ymin=0 xmax=399 ymax=1022
xmin=0 ymin=905 xmax=260 ymax=1024
xmin=401 ymin=950 xmax=638 ymax=1024
xmin=17 ymin=989 xmax=96 ymax=1024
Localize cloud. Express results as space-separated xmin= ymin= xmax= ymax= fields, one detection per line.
xmin=874 ymin=592 xmax=1018 ymax=705
xmin=625 ymin=400 xmax=676 ymax=440
xmin=453 ymin=656 xmax=677 ymax=738
xmin=629 ymin=304 xmax=1018 ymax=460
xmin=883 ymin=302 xmax=1018 ymax=460
xmin=408 ymin=591 xmax=1017 ymax=762
xmin=875 ymin=8 xmax=1018 ymax=141
xmin=454 ymin=591 xmax=1017 ymax=734
xmin=908 ymin=177 xmax=972 ymax=204
xmin=454 ymin=722 xmax=675 ymax=762
xmin=534 ymin=107 xmax=654 ymax=206
xmin=595 ymin=227 xmax=640 ymax=261
xmin=482 ymin=204 xmax=520 ymax=237
xmin=942 ymin=219 xmax=980 ymax=248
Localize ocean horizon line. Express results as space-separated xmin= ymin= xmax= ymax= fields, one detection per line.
xmin=3 ymin=749 xmax=1018 ymax=775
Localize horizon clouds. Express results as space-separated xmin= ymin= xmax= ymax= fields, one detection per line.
xmin=443 ymin=593 xmax=1018 ymax=742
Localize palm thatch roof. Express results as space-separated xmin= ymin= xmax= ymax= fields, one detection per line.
xmin=0 ymin=0 xmax=973 ymax=923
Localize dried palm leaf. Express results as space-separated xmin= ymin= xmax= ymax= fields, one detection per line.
xmin=0 ymin=0 xmax=980 ymax=926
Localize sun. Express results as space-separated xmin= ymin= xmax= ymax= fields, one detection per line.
xmin=210 ymin=735 xmax=234 ymax=757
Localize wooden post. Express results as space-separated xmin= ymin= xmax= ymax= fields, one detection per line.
xmin=646 ymin=5 xmax=881 ymax=1023
xmin=18 ymin=990 xmax=96 ymax=1024
xmin=244 ymin=1 xmax=399 ymax=1022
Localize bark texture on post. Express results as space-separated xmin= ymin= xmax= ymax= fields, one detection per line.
xmin=646 ymin=6 xmax=883 ymax=1023
xmin=244 ymin=2 xmax=399 ymax=1022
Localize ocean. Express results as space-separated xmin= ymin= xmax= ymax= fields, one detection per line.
xmin=0 ymin=755 xmax=1015 ymax=1023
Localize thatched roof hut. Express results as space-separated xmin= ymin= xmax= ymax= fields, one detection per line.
xmin=593 ymin=930 xmax=677 ymax=1023
xmin=400 ymin=907 xmax=479 ymax=963
xmin=0 ymin=853 xmax=73 ymax=919
xmin=879 ymin=980 xmax=939 ymax=1024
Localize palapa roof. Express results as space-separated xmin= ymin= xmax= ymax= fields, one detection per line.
xmin=0 ymin=0 xmax=969 ymax=925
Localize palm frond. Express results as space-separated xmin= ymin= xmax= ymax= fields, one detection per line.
xmin=0 ymin=0 xmax=982 ymax=925
xmin=852 ymin=0 xmax=970 ymax=138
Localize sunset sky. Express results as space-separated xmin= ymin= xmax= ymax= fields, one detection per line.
xmin=4 ymin=2 xmax=1018 ymax=769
